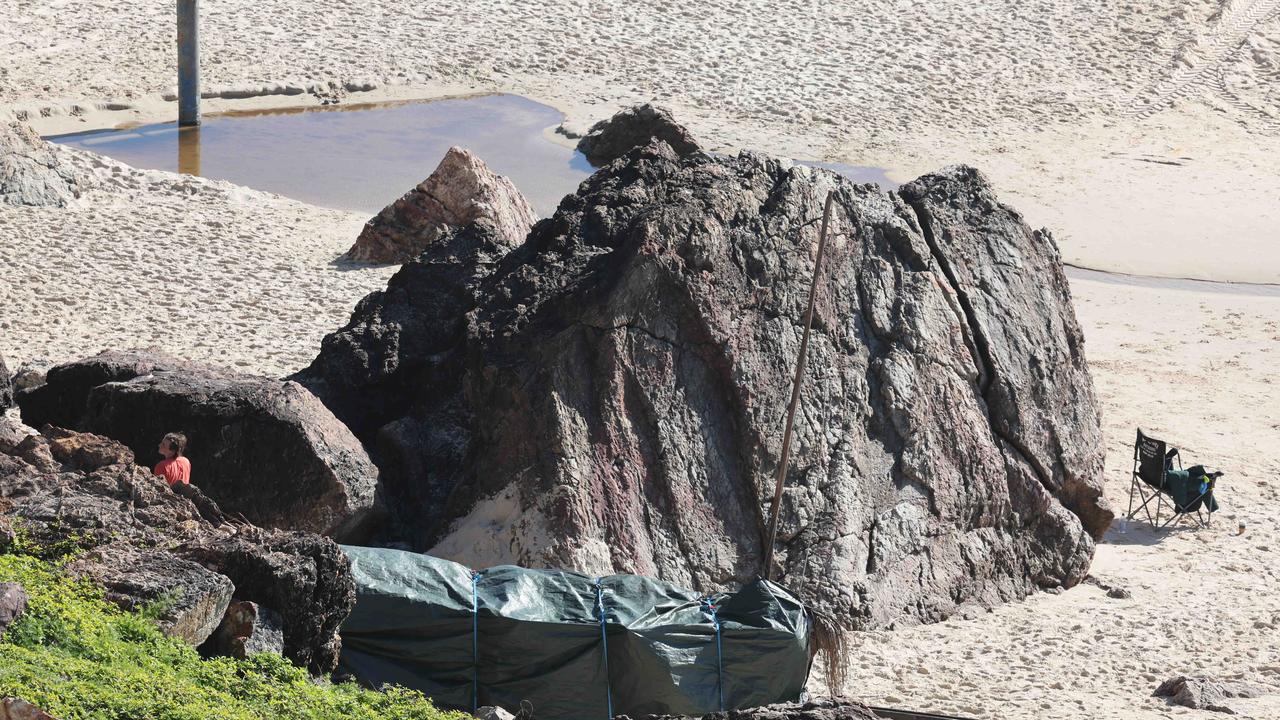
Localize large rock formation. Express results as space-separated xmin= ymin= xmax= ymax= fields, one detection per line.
xmin=17 ymin=350 xmax=382 ymax=541
xmin=0 ymin=122 xmax=82 ymax=207
xmin=298 ymin=142 xmax=1111 ymax=628
xmin=345 ymin=146 xmax=538 ymax=264
xmin=576 ymin=104 xmax=701 ymax=166
xmin=0 ymin=426 xmax=353 ymax=672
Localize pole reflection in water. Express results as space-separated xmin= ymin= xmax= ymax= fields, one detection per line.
xmin=177 ymin=126 xmax=201 ymax=176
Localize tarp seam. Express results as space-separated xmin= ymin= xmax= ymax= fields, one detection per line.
xmin=595 ymin=578 xmax=614 ymax=720
xmin=703 ymin=598 xmax=725 ymax=711
xmin=472 ymin=570 xmax=479 ymax=712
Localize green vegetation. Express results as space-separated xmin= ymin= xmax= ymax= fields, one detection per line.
xmin=0 ymin=553 xmax=464 ymax=720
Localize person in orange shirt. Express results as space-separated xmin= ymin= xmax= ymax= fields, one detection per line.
xmin=154 ymin=432 xmax=191 ymax=487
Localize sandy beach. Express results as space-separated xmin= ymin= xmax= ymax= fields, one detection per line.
xmin=3 ymin=0 xmax=1279 ymax=717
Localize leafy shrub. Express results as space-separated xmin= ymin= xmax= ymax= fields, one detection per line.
xmin=0 ymin=554 xmax=465 ymax=720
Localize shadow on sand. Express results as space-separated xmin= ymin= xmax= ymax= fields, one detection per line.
xmin=1102 ymin=516 xmax=1201 ymax=546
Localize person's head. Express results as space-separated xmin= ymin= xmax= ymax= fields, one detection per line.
xmin=158 ymin=432 xmax=188 ymax=459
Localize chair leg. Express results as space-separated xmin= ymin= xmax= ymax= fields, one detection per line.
xmin=1127 ymin=479 xmax=1162 ymax=526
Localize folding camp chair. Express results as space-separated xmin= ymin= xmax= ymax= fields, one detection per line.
xmin=1127 ymin=429 xmax=1222 ymax=529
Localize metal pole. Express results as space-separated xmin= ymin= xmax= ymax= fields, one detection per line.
xmin=762 ymin=190 xmax=835 ymax=581
xmin=177 ymin=0 xmax=200 ymax=126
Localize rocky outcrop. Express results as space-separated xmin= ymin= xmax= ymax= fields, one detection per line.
xmin=0 ymin=697 xmax=58 ymax=720
xmin=0 ymin=354 xmax=12 ymax=411
xmin=0 ymin=122 xmax=82 ymax=208
xmin=0 ymin=582 xmax=26 ymax=640
xmin=16 ymin=348 xmax=188 ymax=430
xmin=623 ymin=699 xmax=882 ymax=720
xmin=345 ymin=146 xmax=538 ymax=264
xmin=576 ymin=104 xmax=701 ymax=166
xmin=17 ymin=350 xmax=383 ymax=542
xmin=10 ymin=359 xmax=52 ymax=395
xmin=1154 ymin=676 xmax=1271 ymax=714
xmin=204 ymin=600 xmax=285 ymax=659
xmin=300 ymin=142 xmax=1110 ymax=629
xmin=294 ymin=220 xmax=517 ymax=442
xmin=0 ymin=516 xmax=13 ymax=554
xmin=0 ymin=427 xmax=354 ymax=673
xmin=66 ymin=543 xmax=234 ymax=646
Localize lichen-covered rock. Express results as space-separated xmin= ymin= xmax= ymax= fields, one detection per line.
xmin=0 ymin=697 xmax=58 ymax=720
xmin=0 ymin=582 xmax=27 ymax=641
xmin=66 ymin=543 xmax=234 ymax=646
xmin=205 ymin=600 xmax=286 ymax=659
xmin=577 ymin=104 xmax=701 ymax=166
xmin=301 ymin=142 xmax=1109 ymax=628
xmin=345 ymin=146 xmax=537 ymax=264
xmin=18 ymin=350 xmax=383 ymax=542
xmin=0 ymin=427 xmax=355 ymax=673
xmin=0 ymin=122 xmax=82 ymax=208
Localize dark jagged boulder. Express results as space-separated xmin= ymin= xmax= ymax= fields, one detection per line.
xmin=345 ymin=146 xmax=537 ymax=264
xmin=16 ymin=348 xmax=187 ymax=430
xmin=301 ymin=141 xmax=1110 ymax=628
xmin=0 ymin=354 xmax=12 ymax=411
xmin=0 ymin=121 xmax=82 ymax=208
xmin=18 ymin=350 xmax=382 ymax=542
xmin=0 ymin=427 xmax=354 ymax=673
xmin=294 ymin=221 xmax=518 ymax=443
xmin=577 ymin=104 xmax=701 ymax=166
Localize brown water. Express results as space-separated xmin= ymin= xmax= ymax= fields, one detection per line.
xmin=51 ymin=94 xmax=593 ymax=217
xmin=49 ymin=93 xmax=897 ymax=218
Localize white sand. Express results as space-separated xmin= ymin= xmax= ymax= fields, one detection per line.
xmin=3 ymin=0 xmax=1280 ymax=717
xmin=4 ymin=0 xmax=1280 ymax=282
xmin=0 ymin=146 xmax=394 ymax=377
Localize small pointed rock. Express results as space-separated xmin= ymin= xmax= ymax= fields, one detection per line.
xmin=345 ymin=146 xmax=537 ymax=264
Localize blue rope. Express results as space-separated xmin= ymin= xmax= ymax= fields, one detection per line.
xmin=703 ymin=599 xmax=725 ymax=711
xmin=595 ymin=579 xmax=614 ymax=720
xmin=472 ymin=571 xmax=480 ymax=712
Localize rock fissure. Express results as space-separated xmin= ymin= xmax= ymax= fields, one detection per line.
xmin=904 ymin=196 xmax=1057 ymax=497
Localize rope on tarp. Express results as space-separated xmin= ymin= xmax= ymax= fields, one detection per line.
xmin=594 ymin=579 xmax=614 ymax=720
xmin=471 ymin=571 xmax=480 ymax=712
xmin=702 ymin=598 xmax=725 ymax=711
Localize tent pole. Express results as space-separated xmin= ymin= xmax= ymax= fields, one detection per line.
xmin=762 ymin=190 xmax=835 ymax=581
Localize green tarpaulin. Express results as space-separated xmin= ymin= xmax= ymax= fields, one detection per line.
xmin=338 ymin=546 xmax=812 ymax=719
